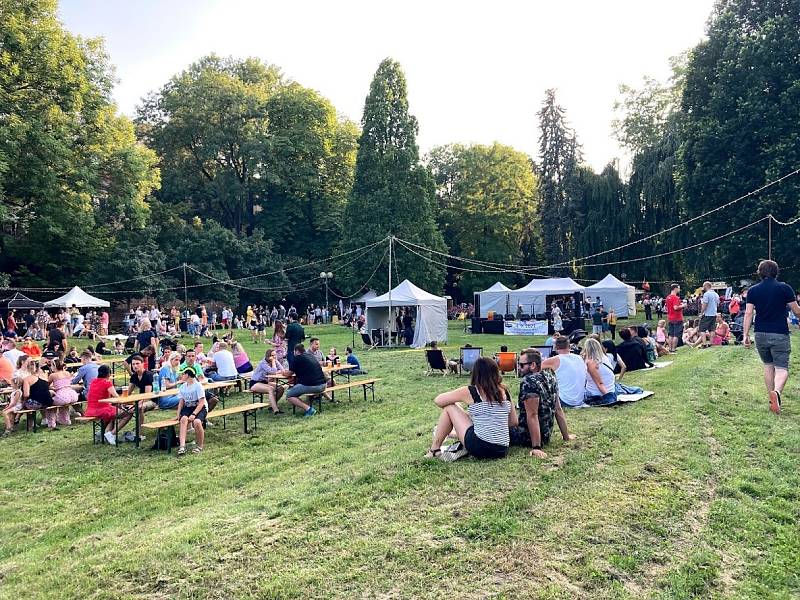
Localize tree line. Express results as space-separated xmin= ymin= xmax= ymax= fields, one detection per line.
xmin=1 ymin=0 xmax=799 ymax=305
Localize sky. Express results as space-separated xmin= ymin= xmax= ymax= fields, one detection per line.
xmin=59 ymin=0 xmax=716 ymax=172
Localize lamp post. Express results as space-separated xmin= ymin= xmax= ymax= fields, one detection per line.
xmin=320 ymin=272 xmax=333 ymax=323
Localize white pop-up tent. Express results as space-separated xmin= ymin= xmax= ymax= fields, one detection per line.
xmin=352 ymin=289 xmax=378 ymax=304
xmin=44 ymin=286 xmax=110 ymax=308
xmin=365 ymin=279 xmax=447 ymax=348
xmin=475 ymin=282 xmax=511 ymax=318
xmin=508 ymin=277 xmax=585 ymax=316
xmin=586 ymin=274 xmax=636 ymax=317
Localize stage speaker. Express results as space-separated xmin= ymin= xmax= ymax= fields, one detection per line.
xmin=573 ymin=292 xmax=583 ymax=319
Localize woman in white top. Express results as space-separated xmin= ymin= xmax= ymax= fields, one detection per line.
xmin=425 ymin=357 xmax=518 ymax=461
xmin=583 ymin=338 xmax=617 ymax=406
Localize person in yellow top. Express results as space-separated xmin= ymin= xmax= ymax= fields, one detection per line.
xmin=246 ymin=305 xmax=255 ymax=327
xmin=607 ymin=309 xmax=618 ymax=340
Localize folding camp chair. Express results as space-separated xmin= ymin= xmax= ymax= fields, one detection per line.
xmin=425 ymin=349 xmax=449 ymax=376
xmin=361 ymin=332 xmax=379 ymax=351
xmin=496 ymin=351 xmax=518 ymax=377
xmin=459 ymin=346 xmax=483 ymax=375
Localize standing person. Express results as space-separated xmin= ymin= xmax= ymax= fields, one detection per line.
xmin=729 ymin=294 xmax=741 ymax=321
xmin=425 ymin=357 xmax=518 ymax=461
xmin=665 ymin=284 xmax=687 ymax=353
xmin=698 ymin=281 xmax=720 ymax=349
xmin=643 ymin=296 xmax=652 ymax=321
xmin=46 ymin=322 xmax=67 ymax=354
xmin=551 ymin=303 xmax=563 ymax=334
xmin=742 ymin=260 xmax=800 ymax=414
xmin=591 ymin=306 xmax=604 ymax=337
xmin=284 ymin=315 xmax=305 ymax=370
xmin=510 ymin=348 xmax=575 ymax=458
xmin=266 ymin=320 xmax=288 ymax=367
xmin=607 ymin=309 xmax=617 ymax=341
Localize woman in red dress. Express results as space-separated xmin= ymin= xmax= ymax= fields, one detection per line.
xmin=85 ymin=365 xmax=132 ymax=446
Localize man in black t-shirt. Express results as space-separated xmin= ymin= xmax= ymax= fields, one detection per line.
xmin=743 ymin=260 xmax=800 ymax=414
xmin=126 ymin=354 xmax=158 ymax=439
xmin=616 ymin=328 xmax=652 ymax=372
xmin=283 ymin=343 xmax=326 ymax=417
xmin=285 ymin=315 xmax=305 ymax=370
xmin=125 ymin=345 xmax=156 ymax=374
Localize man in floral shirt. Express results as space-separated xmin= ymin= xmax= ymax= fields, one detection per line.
xmin=510 ymin=348 xmax=575 ymax=458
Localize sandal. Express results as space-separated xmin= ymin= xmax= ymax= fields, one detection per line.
xmin=192 ymin=446 xmax=203 ymax=454
xmin=177 ymin=446 xmax=186 ymax=456
xmin=424 ymin=447 xmax=442 ymax=459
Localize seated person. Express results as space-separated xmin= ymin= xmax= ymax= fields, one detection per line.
xmin=94 ymin=340 xmax=111 ymax=355
xmin=283 ymin=343 xmax=327 ymax=417
xmin=126 ymin=354 xmax=159 ymax=439
xmin=345 ymin=347 xmax=366 ymax=375
xmin=541 ymin=337 xmax=588 ymax=408
xmin=157 ymin=351 xmax=183 ymax=410
xmin=492 ymin=345 xmax=509 ymax=361
xmin=231 ymin=342 xmax=253 ymax=373
xmin=429 ymin=341 xmax=459 ymax=374
xmin=70 ymin=350 xmax=99 ymax=395
xmin=510 ymin=348 xmax=575 ymax=458
xmin=582 ymin=338 xmax=617 ymax=406
xmin=636 ymin=326 xmax=659 ymax=363
xmin=306 ymin=337 xmax=325 ymax=364
xmin=21 ymin=337 xmax=42 ymax=358
xmin=175 ymin=369 xmax=207 ymax=456
xmin=602 ymin=340 xmax=627 ymax=379
xmin=326 ymin=347 xmax=340 ymax=366
xmin=64 ymin=347 xmax=81 ymax=365
xmin=125 ymin=345 xmax=156 ymax=373
xmin=113 ymin=339 xmax=124 ymax=355
xmin=249 ymin=348 xmax=285 ymax=414
xmin=208 ymin=341 xmax=238 ymax=381
xmin=84 ymin=365 xmax=133 ymax=446
xmin=425 ymin=357 xmax=518 ymax=461
xmin=616 ymin=328 xmax=652 ymax=371
xmin=544 ymin=332 xmax=560 ymax=347
xmin=712 ymin=314 xmax=730 ymax=345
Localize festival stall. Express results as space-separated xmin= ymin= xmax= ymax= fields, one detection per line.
xmin=508 ymin=277 xmax=585 ymax=317
xmin=365 ymin=280 xmax=447 ymax=348
xmin=586 ymin=274 xmax=636 ymax=317
xmin=44 ymin=286 xmax=110 ymax=308
xmin=475 ymin=282 xmax=511 ymax=318
xmin=0 ymin=292 xmax=44 ymax=312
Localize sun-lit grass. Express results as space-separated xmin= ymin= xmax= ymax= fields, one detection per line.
xmin=0 ymin=319 xmax=798 ymax=599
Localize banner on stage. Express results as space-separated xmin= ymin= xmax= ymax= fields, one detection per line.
xmin=503 ymin=319 xmax=548 ymax=336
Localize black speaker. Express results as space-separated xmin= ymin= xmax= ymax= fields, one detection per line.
xmin=573 ymin=292 xmax=583 ymax=319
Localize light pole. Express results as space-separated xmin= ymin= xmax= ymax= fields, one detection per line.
xmin=320 ymin=271 xmax=333 ymax=323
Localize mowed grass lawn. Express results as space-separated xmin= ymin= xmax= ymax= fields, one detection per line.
xmin=0 ymin=320 xmax=798 ymax=599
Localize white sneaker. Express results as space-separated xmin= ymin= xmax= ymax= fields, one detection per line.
xmin=104 ymin=431 xmax=117 ymax=446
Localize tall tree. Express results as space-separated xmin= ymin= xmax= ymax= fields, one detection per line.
xmin=679 ymin=0 xmax=800 ymax=279
xmin=429 ymin=143 xmax=539 ymax=299
xmin=338 ymin=59 xmax=446 ymax=294
xmin=537 ymin=89 xmax=580 ymax=273
xmin=0 ymin=0 xmax=159 ymax=287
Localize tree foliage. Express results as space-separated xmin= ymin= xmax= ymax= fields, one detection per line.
xmin=338 ymin=58 xmax=446 ymax=295
xmin=429 ymin=143 xmax=539 ymax=295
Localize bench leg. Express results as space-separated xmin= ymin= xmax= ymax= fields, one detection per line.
xmin=243 ymin=410 xmax=249 ymax=434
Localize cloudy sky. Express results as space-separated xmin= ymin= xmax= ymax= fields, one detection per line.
xmin=60 ymin=0 xmax=716 ymax=171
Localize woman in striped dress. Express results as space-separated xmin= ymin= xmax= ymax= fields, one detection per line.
xmin=425 ymin=357 xmax=518 ymax=461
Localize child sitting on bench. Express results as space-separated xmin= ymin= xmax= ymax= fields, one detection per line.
xmin=175 ymin=369 xmax=207 ymax=456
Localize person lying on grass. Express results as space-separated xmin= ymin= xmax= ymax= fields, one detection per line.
xmin=176 ymin=368 xmax=207 ymax=456
xmin=426 ymin=357 xmax=518 ymax=462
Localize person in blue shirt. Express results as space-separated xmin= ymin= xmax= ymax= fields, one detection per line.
xmin=157 ymin=351 xmax=182 ymax=409
xmin=345 ymin=346 xmax=366 ymax=375
xmin=70 ymin=351 xmax=99 ymax=395
xmin=743 ymin=260 xmax=800 ymax=414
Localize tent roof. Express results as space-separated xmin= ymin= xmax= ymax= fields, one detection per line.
xmin=43 ymin=286 xmax=110 ymax=308
xmin=479 ymin=282 xmax=511 ymax=293
xmin=514 ymin=277 xmax=585 ymax=293
xmin=0 ymin=292 xmax=44 ymax=310
xmin=586 ymin=274 xmax=634 ymax=290
xmin=352 ymin=289 xmax=378 ymax=303
xmin=366 ymin=279 xmax=445 ymax=307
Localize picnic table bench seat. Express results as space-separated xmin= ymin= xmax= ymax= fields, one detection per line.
xmin=295 ymin=378 xmax=381 ymax=413
xmin=15 ymin=400 xmax=86 ymax=432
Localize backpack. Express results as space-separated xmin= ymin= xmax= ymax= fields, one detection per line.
xmin=151 ymin=426 xmax=178 ymax=451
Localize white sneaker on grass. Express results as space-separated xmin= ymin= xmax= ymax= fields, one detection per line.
xmin=104 ymin=431 xmax=117 ymax=446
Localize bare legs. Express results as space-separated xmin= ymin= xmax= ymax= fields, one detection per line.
xmin=430 ymin=405 xmax=473 ymax=450
xmin=249 ymin=382 xmax=284 ymax=412
xmin=178 ymin=415 xmax=205 ymax=449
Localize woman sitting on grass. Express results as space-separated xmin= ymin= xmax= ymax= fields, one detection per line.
xmin=425 ymin=357 xmax=518 ymax=462
xmin=582 ymin=338 xmax=617 ymax=406
xmin=232 ymin=342 xmax=253 ymax=374
xmin=176 ymin=368 xmax=207 ymax=456
xmin=712 ymin=314 xmax=730 ymax=346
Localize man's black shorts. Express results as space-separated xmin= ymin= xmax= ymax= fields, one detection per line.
xmin=668 ymin=320 xmax=684 ymax=338
xmin=698 ymin=315 xmax=716 ymax=333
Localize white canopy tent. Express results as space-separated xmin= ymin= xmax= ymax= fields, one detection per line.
xmin=475 ymin=282 xmax=511 ymax=318
xmin=44 ymin=286 xmax=110 ymax=308
xmin=352 ymin=289 xmax=378 ymax=304
xmin=365 ymin=279 xmax=447 ymax=348
xmin=586 ymin=274 xmax=636 ymax=317
xmin=508 ymin=277 xmax=585 ymax=316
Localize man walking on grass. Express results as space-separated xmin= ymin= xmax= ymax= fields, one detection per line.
xmin=698 ymin=281 xmax=720 ymax=348
xmin=743 ymin=260 xmax=800 ymax=414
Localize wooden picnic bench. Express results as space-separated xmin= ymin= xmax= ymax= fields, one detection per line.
xmin=296 ymin=378 xmax=381 ymax=413
xmin=15 ymin=400 xmax=86 ymax=432
xmin=141 ymin=402 xmax=269 ymax=452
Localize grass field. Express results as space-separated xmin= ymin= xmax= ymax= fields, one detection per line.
xmin=0 ymin=320 xmax=798 ymax=599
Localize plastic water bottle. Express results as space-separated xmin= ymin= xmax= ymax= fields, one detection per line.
xmin=152 ymin=373 xmax=160 ymax=393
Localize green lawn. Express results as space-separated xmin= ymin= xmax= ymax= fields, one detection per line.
xmin=0 ymin=320 xmax=798 ymax=599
